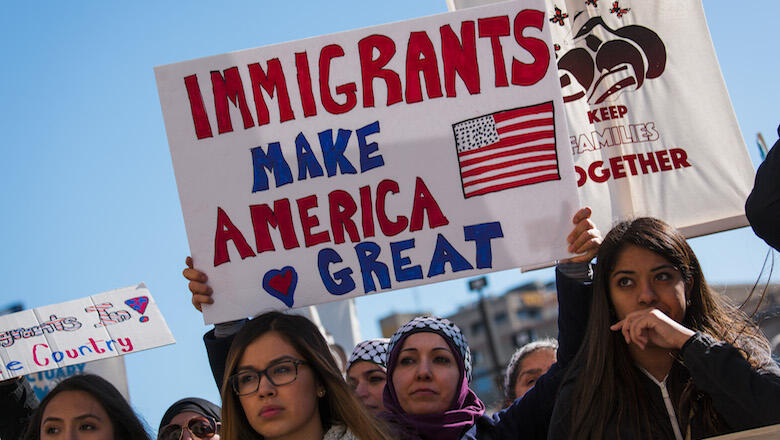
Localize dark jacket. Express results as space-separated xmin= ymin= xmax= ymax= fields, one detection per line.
xmin=459 ymin=267 xmax=592 ymax=440
xmin=745 ymin=125 xmax=780 ymax=251
xmin=549 ymin=333 xmax=780 ymax=439
xmin=204 ymin=327 xmax=235 ymax=391
xmin=0 ymin=377 xmax=39 ymax=440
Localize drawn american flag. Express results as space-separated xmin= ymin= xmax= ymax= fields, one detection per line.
xmin=453 ymin=101 xmax=560 ymax=198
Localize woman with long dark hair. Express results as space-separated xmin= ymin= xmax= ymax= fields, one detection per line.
xmin=550 ymin=217 xmax=780 ymax=439
xmin=24 ymin=374 xmax=150 ymax=440
xmin=219 ymin=311 xmax=392 ymax=440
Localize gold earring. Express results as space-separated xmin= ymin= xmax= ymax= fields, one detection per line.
xmin=317 ymin=389 xmax=325 ymax=398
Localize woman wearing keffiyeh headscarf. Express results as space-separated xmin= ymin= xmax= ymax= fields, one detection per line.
xmin=382 ymin=316 xmax=485 ymax=440
xmin=346 ymin=338 xmax=390 ymax=414
xmin=379 ymin=208 xmax=601 ymax=440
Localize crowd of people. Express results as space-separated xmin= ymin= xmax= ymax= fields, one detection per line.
xmin=1 ymin=129 xmax=778 ymax=440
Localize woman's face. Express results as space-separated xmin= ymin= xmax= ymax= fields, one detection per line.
xmin=161 ymin=411 xmax=220 ymax=440
xmin=41 ymin=390 xmax=114 ymax=440
xmin=512 ymin=348 xmax=556 ymax=399
xmin=346 ymin=361 xmax=387 ymax=413
xmin=392 ymin=332 xmax=460 ymax=415
xmin=237 ymin=332 xmax=323 ymax=440
xmin=608 ymin=245 xmax=688 ymax=324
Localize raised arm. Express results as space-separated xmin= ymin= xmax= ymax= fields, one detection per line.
xmin=557 ymin=206 xmax=599 ymax=365
xmin=183 ymin=256 xmax=246 ymax=391
xmin=481 ymin=208 xmax=599 ymax=439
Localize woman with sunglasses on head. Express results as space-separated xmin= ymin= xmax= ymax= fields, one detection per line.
xmin=345 ymin=338 xmax=390 ymax=414
xmin=219 ymin=311 xmax=393 ymax=440
xmin=549 ymin=217 xmax=780 ymax=440
xmin=158 ymin=397 xmax=221 ymax=440
xmin=24 ymin=374 xmax=150 ymax=440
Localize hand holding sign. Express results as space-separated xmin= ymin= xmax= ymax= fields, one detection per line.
xmin=563 ymin=207 xmax=601 ymax=263
xmin=184 ymin=256 xmax=213 ymax=312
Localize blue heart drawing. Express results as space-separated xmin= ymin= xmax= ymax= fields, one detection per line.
xmin=262 ymin=266 xmax=298 ymax=308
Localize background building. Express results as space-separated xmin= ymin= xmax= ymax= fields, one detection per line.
xmin=379 ymin=311 xmax=432 ymax=338
xmin=446 ymin=280 xmax=558 ymax=407
xmin=714 ymin=283 xmax=780 ymax=355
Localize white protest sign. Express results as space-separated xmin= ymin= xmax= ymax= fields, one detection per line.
xmin=449 ymin=0 xmax=755 ymax=237
xmin=155 ymin=0 xmax=580 ymax=324
xmin=0 ymin=284 xmax=174 ymax=380
xmin=25 ymin=357 xmax=130 ymax=401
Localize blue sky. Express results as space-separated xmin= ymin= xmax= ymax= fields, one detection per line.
xmin=1 ymin=0 xmax=777 ymax=433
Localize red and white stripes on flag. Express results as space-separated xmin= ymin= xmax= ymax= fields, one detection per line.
xmin=453 ymin=101 xmax=560 ymax=198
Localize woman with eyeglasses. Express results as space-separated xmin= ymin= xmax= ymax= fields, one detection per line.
xmin=23 ymin=374 xmax=150 ymax=440
xmin=219 ymin=311 xmax=393 ymax=440
xmin=158 ymin=397 xmax=221 ymax=440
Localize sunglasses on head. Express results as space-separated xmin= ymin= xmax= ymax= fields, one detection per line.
xmin=158 ymin=416 xmax=220 ymax=440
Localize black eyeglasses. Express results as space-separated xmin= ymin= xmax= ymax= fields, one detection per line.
xmin=157 ymin=416 xmax=220 ymax=440
xmin=230 ymin=359 xmax=307 ymax=396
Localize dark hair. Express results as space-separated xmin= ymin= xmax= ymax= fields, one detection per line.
xmin=24 ymin=374 xmax=150 ymax=440
xmin=220 ymin=311 xmax=392 ymax=440
xmin=565 ymin=217 xmax=774 ymax=439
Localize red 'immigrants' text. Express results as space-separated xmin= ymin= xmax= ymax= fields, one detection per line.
xmin=183 ymin=10 xmax=551 ymax=140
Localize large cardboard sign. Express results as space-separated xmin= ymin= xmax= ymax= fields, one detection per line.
xmin=449 ymin=0 xmax=755 ymax=237
xmin=155 ymin=0 xmax=580 ymax=324
xmin=0 ymin=285 xmax=174 ymax=380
